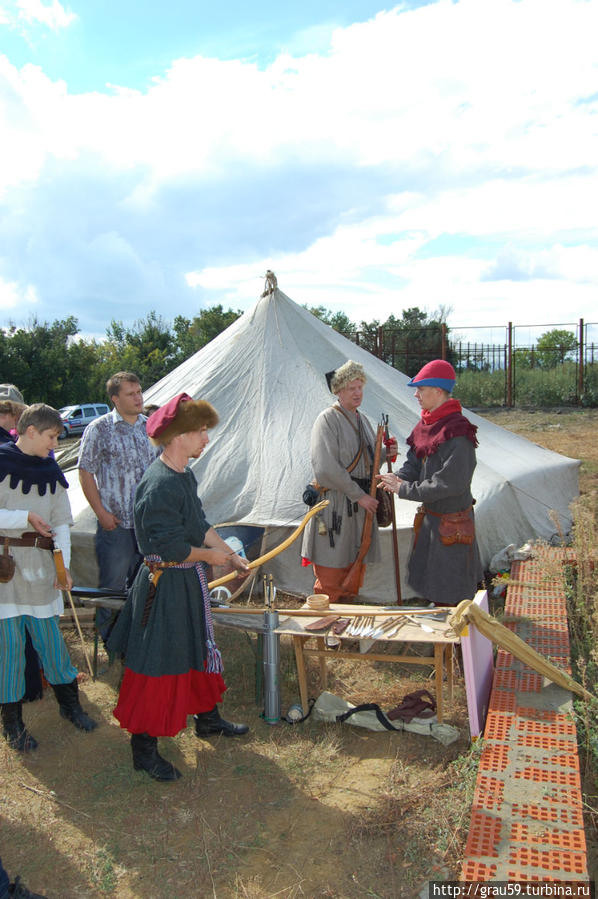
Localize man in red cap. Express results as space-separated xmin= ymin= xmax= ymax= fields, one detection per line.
xmin=378 ymin=360 xmax=483 ymax=606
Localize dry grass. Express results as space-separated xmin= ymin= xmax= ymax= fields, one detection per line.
xmin=2 ymin=407 xmax=597 ymax=897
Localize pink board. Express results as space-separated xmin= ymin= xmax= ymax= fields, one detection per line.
xmin=461 ymin=589 xmax=494 ymax=739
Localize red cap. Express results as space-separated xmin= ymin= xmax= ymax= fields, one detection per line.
xmin=146 ymin=393 xmax=193 ymax=439
xmin=407 ymin=360 xmax=456 ymax=391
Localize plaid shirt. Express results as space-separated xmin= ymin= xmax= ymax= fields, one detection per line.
xmin=78 ymin=409 xmax=159 ymax=529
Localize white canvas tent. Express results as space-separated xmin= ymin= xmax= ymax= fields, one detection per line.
xmin=67 ymin=283 xmax=580 ymax=602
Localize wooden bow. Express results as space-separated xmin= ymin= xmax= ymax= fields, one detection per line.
xmin=207 ymin=500 xmax=330 ymax=590
xmin=340 ymin=419 xmax=384 ymax=596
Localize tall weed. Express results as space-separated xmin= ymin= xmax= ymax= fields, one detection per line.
xmin=566 ymin=491 xmax=598 ymax=784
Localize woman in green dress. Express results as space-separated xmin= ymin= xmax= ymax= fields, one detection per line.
xmin=109 ymin=393 xmax=250 ymax=782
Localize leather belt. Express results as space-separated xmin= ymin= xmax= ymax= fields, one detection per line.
xmin=0 ymin=532 xmax=55 ymax=551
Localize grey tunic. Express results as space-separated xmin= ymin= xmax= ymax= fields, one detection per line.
xmin=398 ymin=436 xmax=483 ymax=605
xmin=301 ymin=405 xmax=382 ymax=567
xmin=0 ymin=478 xmax=72 ymax=618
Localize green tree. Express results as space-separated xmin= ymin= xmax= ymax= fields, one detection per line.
xmin=535 ymin=329 xmax=578 ymax=368
xmin=0 ymin=316 xmax=82 ymax=406
xmin=305 ymin=306 xmax=355 ymax=338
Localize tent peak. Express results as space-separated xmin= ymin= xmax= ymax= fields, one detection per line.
xmin=261 ymin=270 xmax=278 ymax=297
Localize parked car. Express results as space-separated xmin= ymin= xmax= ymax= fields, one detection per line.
xmin=58 ymin=403 xmax=110 ymax=439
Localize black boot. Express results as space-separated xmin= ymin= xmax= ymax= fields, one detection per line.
xmin=8 ymin=875 xmax=48 ymax=898
xmin=130 ymin=733 xmax=181 ymax=782
xmin=194 ymin=706 xmax=249 ymax=738
xmin=1 ymin=701 xmax=38 ymax=752
xmin=51 ymin=679 xmax=98 ymax=732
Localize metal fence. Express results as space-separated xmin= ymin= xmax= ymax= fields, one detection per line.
xmin=353 ymin=319 xmax=598 ymax=406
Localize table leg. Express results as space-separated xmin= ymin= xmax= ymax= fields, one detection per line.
xmin=293 ymin=635 xmax=309 ymax=713
xmin=317 ymin=637 xmax=328 ymax=690
xmin=434 ymin=642 xmax=444 ymax=722
xmin=445 ymin=644 xmax=454 ymax=707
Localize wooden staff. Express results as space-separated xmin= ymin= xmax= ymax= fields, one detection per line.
xmin=339 ymin=418 xmax=384 ymax=596
xmin=53 ymin=549 xmax=94 ymax=678
xmin=207 ymin=500 xmax=329 ymax=590
xmin=384 ymin=414 xmax=402 ymax=605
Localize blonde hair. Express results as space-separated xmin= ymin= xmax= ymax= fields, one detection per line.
xmin=330 ymin=360 xmax=366 ymax=394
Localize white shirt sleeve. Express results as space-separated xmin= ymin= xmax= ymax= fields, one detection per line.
xmin=52 ymin=523 xmax=71 ymax=568
xmin=0 ymin=509 xmax=29 ymax=530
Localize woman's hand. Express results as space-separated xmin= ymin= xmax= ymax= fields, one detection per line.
xmin=376 ymin=472 xmax=402 ymax=494
xmin=230 ymin=553 xmax=251 ymax=577
xmin=204 ymin=548 xmax=235 ymax=567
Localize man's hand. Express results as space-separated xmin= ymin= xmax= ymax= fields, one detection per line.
xmin=27 ymin=512 xmax=53 ymax=537
xmin=357 ymin=494 xmax=379 ymax=514
xmin=98 ymin=509 xmax=120 ymax=531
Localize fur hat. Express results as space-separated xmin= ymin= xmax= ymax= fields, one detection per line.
xmin=407 ymin=360 xmax=456 ymax=392
xmin=328 ymin=360 xmax=367 ymax=394
xmin=146 ymin=393 xmax=219 ymax=445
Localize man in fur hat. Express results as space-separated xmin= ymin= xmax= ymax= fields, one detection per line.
xmin=378 ymin=360 xmax=483 ymax=606
xmin=108 ymin=393 xmax=250 ymax=782
xmin=301 ymin=360 xmax=396 ymax=603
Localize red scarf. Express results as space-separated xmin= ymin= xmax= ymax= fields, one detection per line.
xmin=407 ymin=398 xmax=478 ymax=459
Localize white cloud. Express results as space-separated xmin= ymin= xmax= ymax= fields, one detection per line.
xmin=0 ymin=0 xmax=598 ymax=334
xmin=0 ymin=276 xmax=38 ymax=311
xmin=0 ymin=0 xmax=76 ymax=31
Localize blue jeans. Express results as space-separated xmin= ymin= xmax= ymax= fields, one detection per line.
xmin=95 ymin=525 xmax=141 ymax=640
xmin=0 ymin=856 xmax=10 ymax=899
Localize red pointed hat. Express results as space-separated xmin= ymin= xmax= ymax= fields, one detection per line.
xmin=407 ymin=360 xmax=456 ymax=391
xmin=146 ymin=393 xmax=219 ymax=444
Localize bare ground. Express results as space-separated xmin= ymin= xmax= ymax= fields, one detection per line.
xmin=2 ymin=408 xmax=596 ymax=898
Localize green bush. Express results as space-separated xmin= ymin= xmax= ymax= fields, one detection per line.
xmin=455 ymin=362 xmax=598 ymax=407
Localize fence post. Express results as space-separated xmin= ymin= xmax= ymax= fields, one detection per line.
xmin=578 ymin=318 xmax=584 ymax=404
xmin=507 ymin=322 xmax=513 ymax=407
xmin=377 ymin=326 xmax=383 ymax=359
xmin=441 ymin=323 xmax=447 ymax=360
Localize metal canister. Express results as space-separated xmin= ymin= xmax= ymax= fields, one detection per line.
xmin=262 ymin=609 xmax=280 ymax=724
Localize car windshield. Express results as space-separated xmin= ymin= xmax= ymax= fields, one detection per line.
xmin=59 ymin=407 xmax=76 ymax=415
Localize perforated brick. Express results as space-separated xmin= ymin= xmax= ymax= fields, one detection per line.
xmin=508 ymin=846 xmax=587 ymax=875
xmin=461 ymin=549 xmax=588 ymax=882
xmin=465 ymin=810 xmax=504 ymax=857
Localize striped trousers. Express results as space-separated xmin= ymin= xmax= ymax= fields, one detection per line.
xmin=0 ymin=616 xmax=77 ymax=703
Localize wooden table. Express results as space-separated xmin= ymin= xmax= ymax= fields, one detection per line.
xmin=274 ymin=604 xmax=460 ymax=723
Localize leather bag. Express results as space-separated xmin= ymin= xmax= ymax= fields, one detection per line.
xmin=437 ymin=509 xmax=475 ymax=546
xmin=0 ymin=539 xmax=16 ymax=583
xmin=375 ymin=487 xmax=393 ymax=528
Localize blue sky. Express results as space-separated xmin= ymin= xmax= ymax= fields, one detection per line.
xmin=1 ymin=0 xmax=597 ymax=343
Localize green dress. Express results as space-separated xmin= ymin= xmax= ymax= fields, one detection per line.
xmin=109 ymin=458 xmax=226 ymax=737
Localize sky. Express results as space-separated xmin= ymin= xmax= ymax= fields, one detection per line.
xmin=1 ymin=0 xmax=597 ymax=345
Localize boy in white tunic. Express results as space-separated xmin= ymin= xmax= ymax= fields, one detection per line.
xmin=0 ymin=404 xmax=97 ymax=752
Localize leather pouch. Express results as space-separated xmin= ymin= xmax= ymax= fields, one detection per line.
xmin=438 ymin=510 xmax=474 ymax=546
xmin=375 ymin=488 xmax=393 ymax=528
xmin=331 ymin=617 xmax=350 ymax=636
xmin=0 ymin=539 xmax=16 ymax=583
xmin=305 ymin=615 xmax=340 ymax=631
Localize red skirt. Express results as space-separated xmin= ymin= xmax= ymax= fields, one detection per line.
xmin=113 ymin=667 xmax=227 ymax=737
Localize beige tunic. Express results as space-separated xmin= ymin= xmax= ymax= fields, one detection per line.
xmin=301 ymin=405 xmax=383 ymax=568
xmin=0 ymin=479 xmax=72 ymax=618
